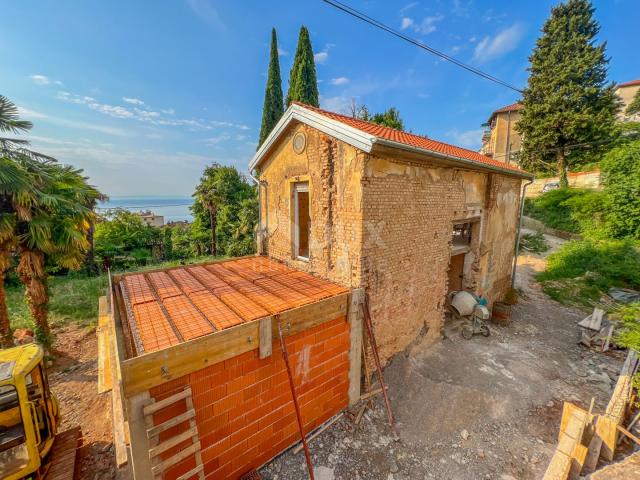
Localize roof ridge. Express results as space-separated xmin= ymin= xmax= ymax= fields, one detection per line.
xmin=291 ymin=101 xmax=492 ymax=160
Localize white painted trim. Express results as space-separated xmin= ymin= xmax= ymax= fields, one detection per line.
xmin=249 ymin=104 xmax=376 ymax=171
xmin=249 ymin=103 xmax=534 ymax=180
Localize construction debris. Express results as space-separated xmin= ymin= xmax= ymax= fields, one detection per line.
xmin=609 ymin=287 xmax=640 ymax=304
xmin=578 ymin=307 xmax=616 ymax=351
xmin=543 ymin=350 xmax=640 ymax=479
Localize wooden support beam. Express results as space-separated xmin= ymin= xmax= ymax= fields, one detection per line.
xmin=121 ymin=292 xmax=349 ymax=397
xmin=126 ymin=392 xmax=153 ymax=479
xmin=97 ymin=296 xmax=113 ymax=394
xmin=348 ymin=288 xmax=364 ymax=407
xmin=259 ymin=316 xmax=272 ymax=359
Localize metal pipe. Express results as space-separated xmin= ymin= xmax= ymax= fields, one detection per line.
xmin=511 ymin=178 xmax=534 ymax=288
xmin=248 ymin=171 xmax=266 ymax=255
xmin=277 ymin=320 xmax=315 ymax=480
xmin=363 ymin=295 xmax=395 ymax=430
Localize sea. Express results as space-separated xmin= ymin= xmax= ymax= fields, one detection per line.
xmin=97 ymin=196 xmax=194 ymax=223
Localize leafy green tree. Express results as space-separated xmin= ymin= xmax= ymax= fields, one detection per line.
xmin=601 ymin=140 xmax=640 ymax=239
xmin=626 ymin=89 xmax=640 ymax=117
xmin=286 ymin=26 xmax=319 ymax=107
xmin=516 ymin=0 xmax=619 ymax=187
xmin=258 ymin=28 xmax=284 ymax=148
xmin=371 ymin=107 xmax=404 ymax=130
xmin=192 ymin=164 xmax=257 ymax=257
xmin=94 ymin=209 xmax=161 ymax=268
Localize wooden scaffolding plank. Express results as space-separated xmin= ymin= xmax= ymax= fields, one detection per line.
xmin=148 ymin=427 xmax=198 ymax=459
xmin=143 ymin=388 xmax=192 ymax=417
xmin=147 ymin=409 xmax=196 ymax=439
xmin=97 ymin=296 xmax=113 ymax=394
xmin=175 ymin=464 xmax=204 ymax=480
xmin=151 ymin=442 xmax=201 ymax=476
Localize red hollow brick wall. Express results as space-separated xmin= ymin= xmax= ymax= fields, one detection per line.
xmin=148 ymin=316 xmax=351 ymax=479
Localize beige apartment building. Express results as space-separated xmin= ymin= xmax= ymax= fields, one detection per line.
xmin=616 ymin=79 xmax=640 ymax=122
xmin=479 ymin=103 xmax=523 ymax=165
xmin=481 ymin=78 xmax=640 ymax=164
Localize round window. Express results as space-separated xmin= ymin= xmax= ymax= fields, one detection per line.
xmin=292 ymin=132 xmax=306 ymax=154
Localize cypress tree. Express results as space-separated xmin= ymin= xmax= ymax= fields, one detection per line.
xmin=286 ymin=26 xmax=319 ymax=107
xmin=258 ymin=28 xmax=284 ymax=148
xmin=516 ymin=0 xmax=619 ymax=187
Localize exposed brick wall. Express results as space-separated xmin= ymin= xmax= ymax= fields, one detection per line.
xmin=148 ymin=316 xmax=350 ymax=480
xmin=258 ymin=126 xmax=523 ymax=365
xmin=259 ymin=124 xmax=365 ymax=288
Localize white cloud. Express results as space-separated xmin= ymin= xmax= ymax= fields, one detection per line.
xmin=56 ymin=90 xmax=249 ymax=131
xmin=185 ymin=0 xmax=225 ymax=30
xmin=400 ymin=2 xmax=418 ymax=16
xmin=400 ymin=15 xmax=443 ymax=35
xmin=330 ymin=77 xmax=349 ymax=86
xmin=447 ymin=128 xmax=484 ymax=149
xmin=473 ymin=23 xmax=524 ymax=63
xmin=314 ymin=51 xmax=329 ymax=64
xmin=400 ymin=17 xmax=415 ymax=30
xmin=123 ymin=97 xmax=145 ymax=105
xmin=17 ymin=106 xmax=48 ymax=119
xmin=203 ymin=134 xmax=231 ymax=145
xmin=29 ymin=74 xmax=63 ymax=86
xmin=19 ymin=104 xmax=128 ymax=136
xmin=277 ymin=47 xmax=288 ymax=57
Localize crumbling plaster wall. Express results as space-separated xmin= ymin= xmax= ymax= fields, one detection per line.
xmin=360 ymin=154 xmax=522 ymax=364
xmin=258 ymin=123 xmax=365 ymax=288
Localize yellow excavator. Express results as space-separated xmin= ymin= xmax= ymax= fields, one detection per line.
xmin=0 ymin=344 xmax=79 ymax=480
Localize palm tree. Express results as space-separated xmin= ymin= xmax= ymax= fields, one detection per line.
xmin=0 ymin=95 xmax=53 ymax=346
xmin=0 ymin=95 xmax=103 ymax=347
xmin=194 ymin=163 xmax=225 ymax=257
xmin=16 ymin=162 xmax=101 ymax=346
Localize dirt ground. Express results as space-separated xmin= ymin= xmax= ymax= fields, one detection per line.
xmin=46 ymin=230 xmax=625 ymax=479
xmin=48 ymin=325 xmax=116 ymax=479
xmin=259 ymin=232 xmax=625 ymax=480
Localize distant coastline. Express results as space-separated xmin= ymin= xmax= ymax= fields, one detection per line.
xmin=98 ymin=196 xmax=194 ymax=223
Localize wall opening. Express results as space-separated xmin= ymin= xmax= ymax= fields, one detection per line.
xmin=293 ymin=182 xmax=310 ymax=260
xmin=447 ymin=253 xmax=466 ymax=293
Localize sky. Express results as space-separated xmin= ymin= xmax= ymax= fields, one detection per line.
xmin=2 ymin=0 xmax=637 ymax=197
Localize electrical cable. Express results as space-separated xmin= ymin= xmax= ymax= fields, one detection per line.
xmin=319 ymin=0 xmax=523 ymax=93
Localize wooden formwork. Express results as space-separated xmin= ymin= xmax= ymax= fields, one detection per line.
xmin=98 ymin=260 xmax=364 ymax=480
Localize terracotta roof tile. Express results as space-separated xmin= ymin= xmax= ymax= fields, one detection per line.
xmin=291 ymin=101 xmax=528 ymax=175
xmin=618 ymin=79 xmax=640 ymax=88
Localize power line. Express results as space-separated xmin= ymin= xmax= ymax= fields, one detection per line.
xmin=319 ymin=0 xmax=523 ymax=93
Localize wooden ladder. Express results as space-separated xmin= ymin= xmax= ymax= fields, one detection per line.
xmin=143 ymin=386 xmax=204 ymax=480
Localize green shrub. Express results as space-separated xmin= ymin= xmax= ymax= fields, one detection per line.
xmin=519 ymin=231 xmax=549 ymax=254
xmin=524 ymin=188 xmax=607 ymax=235
xmin=614 ymin=302 xmax=640 ymax=351
xmin=600 ymin=140 xmax=640 ymax=240
xmin=536 ymin=239 xmax=640 ymax=309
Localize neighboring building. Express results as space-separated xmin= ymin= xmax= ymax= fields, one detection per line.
xmin=136 ymin=210 xmax=164 ymax=227
xmin=616 ymin=79 xmax=640 ymax=122
xmin=251 ymin=102 xmax=533 ymax=364
xmin=481 ymin=78 xmax=640 ymax=163
xmin=479 ymin=102 xmax=523 ymax=165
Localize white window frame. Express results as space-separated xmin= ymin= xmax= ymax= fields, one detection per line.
xmin=293 ymin=182 xmax=309 ymax=261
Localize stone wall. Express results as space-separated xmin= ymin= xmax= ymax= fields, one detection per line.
xmin=526 ymin=170 xmax=601 ymax=197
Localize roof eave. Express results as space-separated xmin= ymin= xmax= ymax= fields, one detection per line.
xmin=372 ymin=137 xmax=534 ymax=180
xmin=249 ymin=104 xmax=376 ymax=172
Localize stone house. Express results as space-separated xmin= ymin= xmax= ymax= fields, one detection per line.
xmin=249 ymin=102 xmax=533 ymax=364
xmin=479 ymin=102 xmax=523 ymax=164
xmin=616 ymin=79 xmax=640 ymax=122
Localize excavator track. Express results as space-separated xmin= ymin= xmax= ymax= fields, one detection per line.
xmin=45 ymin=427 xmax=81 ymax=480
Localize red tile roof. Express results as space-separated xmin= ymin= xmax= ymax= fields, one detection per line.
xmin=618 ymin=79 xmax=640 ymax=88
xmin=118 ymin=256 xmax=349 ymax=356
xmin=291 ymin=102 xmax=528 ymax=175
xmin=491 ymin=102 xmax=524 ymax=115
